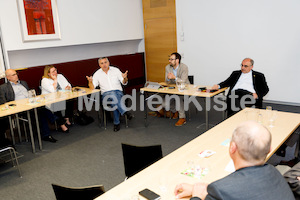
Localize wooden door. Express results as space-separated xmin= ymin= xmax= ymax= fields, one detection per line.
xmin=143 ymin=0 xmax=177 ymax=82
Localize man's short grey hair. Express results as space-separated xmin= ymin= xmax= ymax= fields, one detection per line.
xmin=98 ymin=57 xmax=109 ymax=62
xmin=232 ymin=121 xmax=271 ymax=163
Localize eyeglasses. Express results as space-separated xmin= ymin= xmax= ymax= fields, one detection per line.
xmin=9 ymin=73 xmax=18 ymax=77
xmin=240 ymin=64 xmax=252 ymax=68
xmin=169 ymin=58 xmax=176 ymax=61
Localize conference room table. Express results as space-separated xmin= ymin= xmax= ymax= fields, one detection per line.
xmin=140 ymin=83 xmax=227 ymax=130
xmin=94 ymin=107 xmax=300 ymax=200
xmin=0 ymin=101 xmax=35 ymax=152
xmin=0 ymin=87 xmax=100 ymax=153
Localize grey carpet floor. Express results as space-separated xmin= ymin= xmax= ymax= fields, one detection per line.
xmin=0 ymin=101 xmax=298 ymax=200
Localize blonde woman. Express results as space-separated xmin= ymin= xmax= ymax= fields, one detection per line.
xmin=41 ymin=65 xmax=73 ymax=132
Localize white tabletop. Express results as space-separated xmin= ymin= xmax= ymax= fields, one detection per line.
xmin=95 ymin=108 xmax=300 ymax=200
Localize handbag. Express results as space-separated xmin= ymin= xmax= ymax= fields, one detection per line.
xmin=73 ymin=111 xmax=94 ymax=126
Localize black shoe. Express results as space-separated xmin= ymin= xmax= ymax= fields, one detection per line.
xmin=125 ymin=112 xmax=134 ymax=120
xmin=42 ymin=135 xmax=57 ymax=143
xmin=113 ymin=124 xmax=120 ymax=132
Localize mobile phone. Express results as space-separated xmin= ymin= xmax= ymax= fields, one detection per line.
xmin=169 ymin=86 xmax=175 ymax=89
xmin=139 ymin=188 xmax=161 ymax=200
xmin=198 ymin=87 xmax=206 ymax=91
xmin=72 ymin=88 xmax=82 ymax=92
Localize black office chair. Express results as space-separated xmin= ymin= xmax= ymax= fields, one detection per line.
xmin=188 ymin=75 xmax=194 ymax=85
xmin=51 ymin=184 xmax=105 ymax=200
xmin=187 ymin=75 xmax=196 ymax=120
xmin=96 ymin=86 xmax=129 ymax=129
xmin=121 ymin=143 xmax=163 ymax=178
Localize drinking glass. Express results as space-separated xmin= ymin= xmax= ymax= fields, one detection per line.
xmin=176 ymin=78 xmax=185 ymax=92
xmin=266 ymin=106 xmax=272 ymax=111
xmin=257 ymin=113 xmax=263 ymax=124
xmin=266 ymin=106 xmax=272 ymax=121
xmin=28 ymin=89 xmax=36 ymax=103
xmin=269 ymin=110 xmax=278 ymax=128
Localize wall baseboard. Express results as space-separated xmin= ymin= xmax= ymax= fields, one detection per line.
xmin=264 ymin=100 xmax=300 ymax=107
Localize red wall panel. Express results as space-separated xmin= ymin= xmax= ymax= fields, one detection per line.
xmin=16 ymin=53 xmax=145 ymax=94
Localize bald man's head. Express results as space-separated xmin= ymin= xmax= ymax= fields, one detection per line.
xmin=5 ymin=69 xmax=19 ymax=84
xmin=231 ymin=121 xmax=271 ymax=163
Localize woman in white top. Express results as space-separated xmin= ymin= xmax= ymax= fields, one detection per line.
xmin=41 ymin=65 xmax=73 ymax=132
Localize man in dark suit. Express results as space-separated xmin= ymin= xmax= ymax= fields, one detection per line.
xmin=174 ymin=121 xmax=295 ymax=200
xmin=0 ymin=69 xmax=57 ymax=143
xmin=0 ymin=69 xmax=31 ymax=147
xmin=212 ymin=58 xmax=269 ymax=116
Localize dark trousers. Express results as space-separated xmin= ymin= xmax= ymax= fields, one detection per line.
xmin=39 ymin=108 xmax=58 ymax=138
xmin=54 ymin=99 xmax=74 ymax=125
xmin=0 ymin=117 xmax=12 ymax=148
xmin=227 ymin=89 xmax=258 ymax=117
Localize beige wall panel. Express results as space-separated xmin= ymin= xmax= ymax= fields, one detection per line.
xmin=144 ymin=17 xmax=176 ymax=82
xmin=143 ymin=0 xmax=177 ymax=82
xmin=143 ymin=0 xmax=176 ymax=20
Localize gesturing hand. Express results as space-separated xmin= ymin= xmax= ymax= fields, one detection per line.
xmin=212 ymin=85 xmax=219 ymax=90
xmin=86 ymin=76 xmax=93 ymax=82
xmin=252 ymin=93 xmax=258 ymax=99
xmin=122 ymin=70 xmax=128 ymax=79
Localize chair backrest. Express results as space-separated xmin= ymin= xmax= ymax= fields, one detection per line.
xmin=121 ymin=143 xmax=163 ymax=178
xmin=188 ymin=75 xmax=194 ymax=84
xmin=51 ymin=184 xmax=105 ymax=200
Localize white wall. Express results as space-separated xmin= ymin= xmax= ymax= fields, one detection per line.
xmin=176 ymin=0 xmax=300 ymax=104
xmin=0 ymin=0 xmax=144 ymax=68
xmin=0 ymin=26 xmax=5 ymax=73
xmin=8 ymin=40 xmax=143 ymax=68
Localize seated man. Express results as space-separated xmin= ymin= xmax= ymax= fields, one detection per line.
xmin=86 ymin=57 xmax=132 ymax=132
xmin=174 ymin=121 xmax=294 ymax=200
xmin=212 ymin=58 xmax=269 ymax=117
xmin=158 ymin=52 xmax=190 ymax=126
xmin=0 ymin=69 xmax=58 ymax=143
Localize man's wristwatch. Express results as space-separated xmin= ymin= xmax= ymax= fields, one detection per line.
xmin=190 ymin=197 xmax=201 ymax=200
